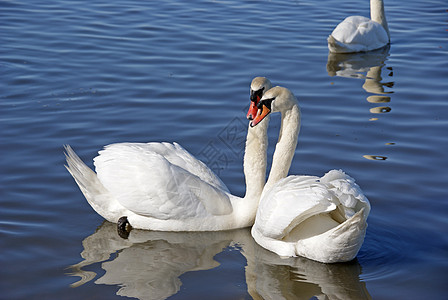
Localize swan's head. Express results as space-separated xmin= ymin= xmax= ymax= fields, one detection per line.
xmin=247 ymin=77 xmax=272 ymax=120
xmin=250 ymin=86 xmax=297 ymax=127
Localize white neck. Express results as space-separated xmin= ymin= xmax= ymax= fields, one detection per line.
xmin=264 ymin=104 xmax=300 ymax=193
xmin=370 ymin=0 xmax=390 ymax=41
xmin=243 ymin=116 xmax=270 ymax=201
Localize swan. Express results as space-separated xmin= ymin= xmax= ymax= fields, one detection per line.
xmin=328 ymin=0 xmax=390 ymax=53
xmin=249 ymin=86 xmax=371 ymax=263
xmin=64 ymin=77 xmax=272 ymax=232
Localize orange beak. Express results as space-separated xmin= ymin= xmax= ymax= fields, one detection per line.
xmin=250 ymin=104 xmax=271 ymax=127
xmin=246 ymin=101 xmax=258 ymax=120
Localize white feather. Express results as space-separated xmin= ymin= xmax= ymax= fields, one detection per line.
xmin=328 ymin=0 xmax=390 ymax=53
xmin=253 ymin=170 xmax=370 ymax=262
xmin=94 ymin=143 xmax=232 ymax=219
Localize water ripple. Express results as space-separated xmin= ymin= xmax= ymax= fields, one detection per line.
xmin=1 ymin=0 xmax=448 ymax=299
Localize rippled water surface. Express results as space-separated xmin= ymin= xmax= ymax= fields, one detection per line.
xmin=1 ymin=0 xmax=447 ymax=299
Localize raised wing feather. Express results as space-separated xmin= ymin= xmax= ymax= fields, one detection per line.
xmin=256 ymin=175 xmax=337 ymax=239
xmin=320 ymin=169 xmax=371 ymax=218
xmin=93 ymin=143 xmax=232 ymax=219
xmin=138 ymin=142 xmax=229 ymax=192
xmin=256 ymin=170 xmax=370 ymax=240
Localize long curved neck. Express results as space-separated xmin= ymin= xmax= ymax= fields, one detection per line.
xmin=264 ymin=104 xmax=300 ymax=193
xmin=243 ymin=116 xmax=269 ymax=201
xmin=371 ymin=0 xmax=390 ymax=41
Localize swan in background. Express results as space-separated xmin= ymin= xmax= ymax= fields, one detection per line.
xmin=250 ymin=86 xmax=370 ymax=263
xmin=65 ymin=77 xmax=272 ymax=232
xmin=328 ymin=0 xmax=390 ymax=53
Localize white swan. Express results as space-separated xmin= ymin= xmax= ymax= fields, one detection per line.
xmin=65 ymin=77 xmax=272 ymax=232
xmin=328 ymin=0 xmax=390 ymax=53
xmin=250 ymin=86 xmax=371 ymax=263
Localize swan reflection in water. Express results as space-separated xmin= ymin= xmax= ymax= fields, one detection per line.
xmin=68 ymin=222 xmax=371 ymax=300
xmin=327 ymin=45 xmax=394 ymax=120
xmin=327 ymin=46 xmax=394 ymax=161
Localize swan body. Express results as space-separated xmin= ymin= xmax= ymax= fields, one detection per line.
xmin=250 ymin=86 xmax=371 ymax=263
xmin=328 ymin=0 xmax=390 ymax=53
xmin=65 ymin=77 xmax=272 ymax=231
xmin=252 ymin=171 xmax=370 ymax=263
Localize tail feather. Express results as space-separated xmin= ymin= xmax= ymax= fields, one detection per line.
xmin=65 ymin=145 xmax=125 ymax=223
xmin=64 ymin=145 xmax=105 ymax=202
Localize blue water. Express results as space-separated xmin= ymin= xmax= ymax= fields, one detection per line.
xmin=1 ymin=0 xmax=447 ymax=299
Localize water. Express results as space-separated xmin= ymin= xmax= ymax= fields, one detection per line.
xmin=1 ymin=0 xmax=447 ymax=299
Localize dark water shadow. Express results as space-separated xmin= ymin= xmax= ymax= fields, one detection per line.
xmin=68 ymin=222 xmax=372 ymax=299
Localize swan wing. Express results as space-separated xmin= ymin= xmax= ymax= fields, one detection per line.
xmin=295 ymin=208 xmax=368 ymax=263
xmin=255 ymin=175 xmax=337 ymax=240
xmin=320 ymin=169 xmax=371 ymax=219
xmin=139 ymin=142 xmax=229 ymax=192
xmin=255 ymin=171 xmax=370 ymax=239
xmin=93 ymin=143 xmax=232 ymax=219
xmin=329 ymin=16 xmax=389 ymax=52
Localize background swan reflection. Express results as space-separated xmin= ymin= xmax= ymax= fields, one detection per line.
xmin=327 ymin=46 xmax=394 ymax=119
xmin=327 ymin=46 xmax=395 ymax=161
xmin=68 ymin=222 xmax=371 ymax=300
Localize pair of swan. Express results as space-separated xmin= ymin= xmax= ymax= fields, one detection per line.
xmin=65 ymin=77 xmax=370 ymax=263
xmin=328 ymin=0 xmax=390 ymax=53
